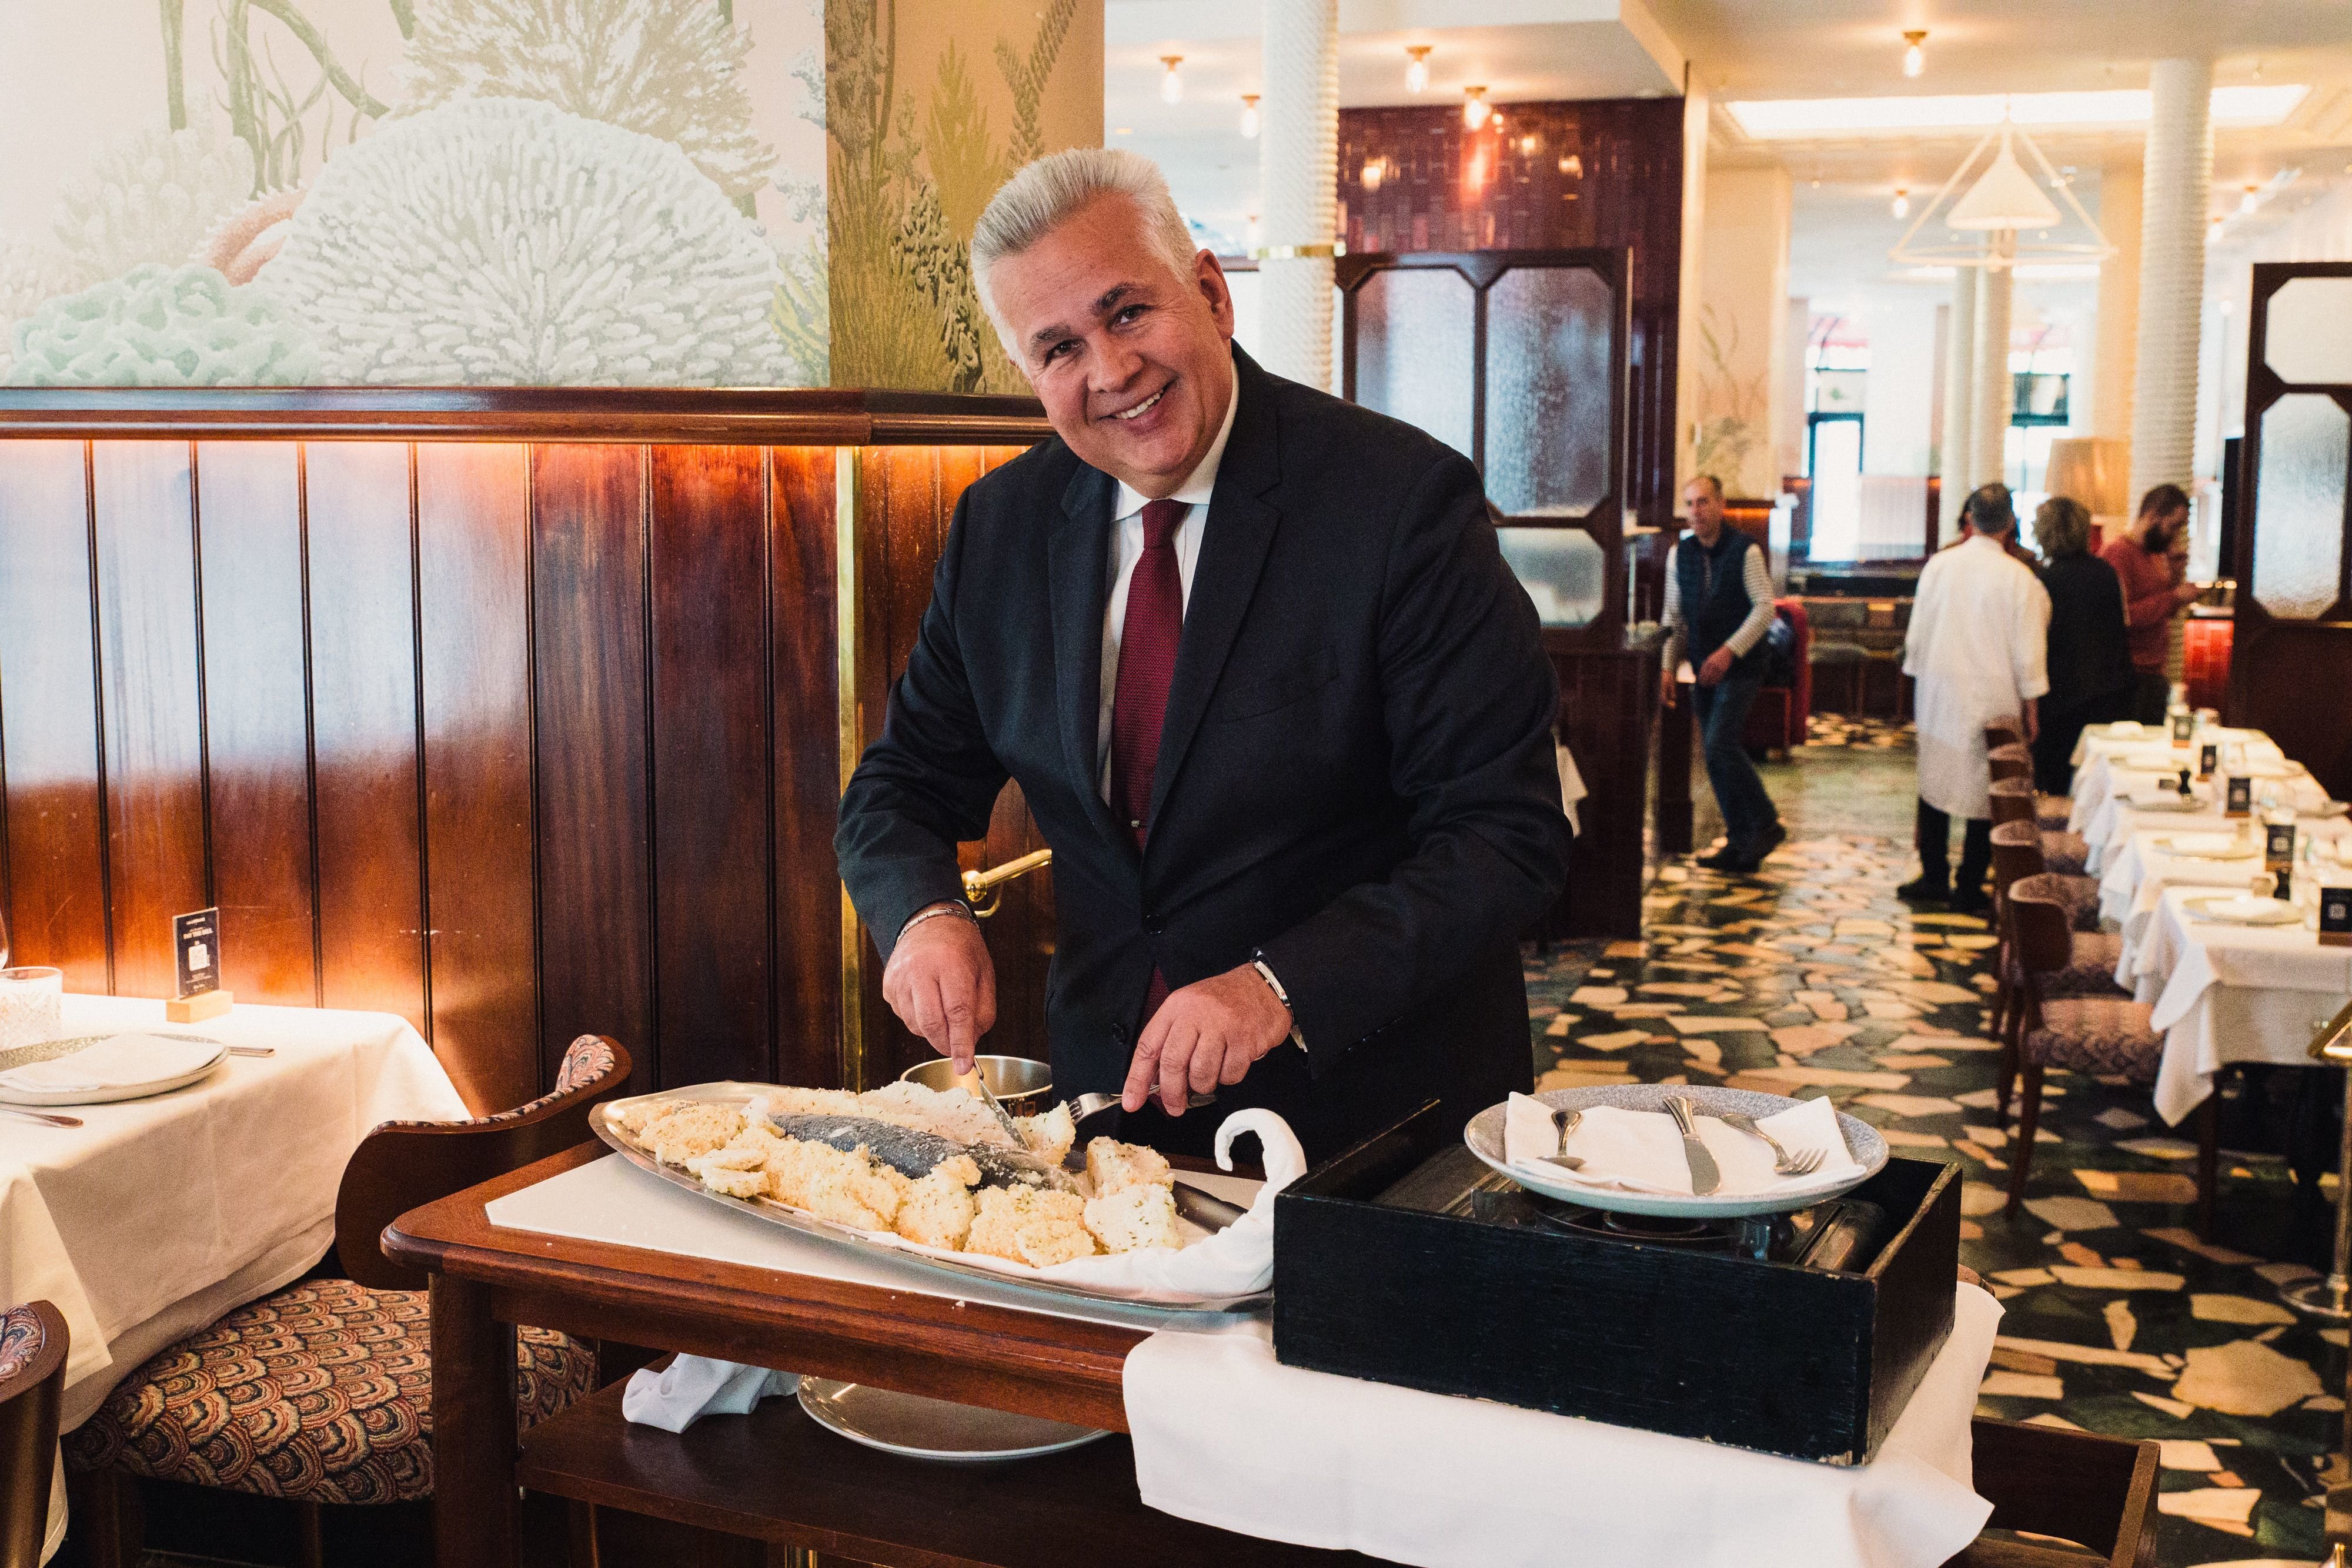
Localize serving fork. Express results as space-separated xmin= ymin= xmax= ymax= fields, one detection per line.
xmin=1709 ymin=1110 xmax=1824 ymax=1177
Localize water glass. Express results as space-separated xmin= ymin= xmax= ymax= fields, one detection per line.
xmin=0 ymin=967 xmax=63 ymax=1052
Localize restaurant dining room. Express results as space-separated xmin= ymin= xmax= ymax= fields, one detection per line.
xmin=5 ymin=1 xmax=2352 ymax=1566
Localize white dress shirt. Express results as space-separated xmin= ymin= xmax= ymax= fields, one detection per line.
xmin=1097 ymin=380 xmax=1239 ymax=799
xmin=1904 ymin=533 xmax=2052 ymax=820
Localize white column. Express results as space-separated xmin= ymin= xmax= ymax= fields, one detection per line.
xmin=2088 ymin=158 xmax=2142 ymax=447
xmin=1257 ymin=0 xmax=1337 ymax=389
xmin=1938 ymin=265 xmax=1977 ymax=539
xmin=2129 ymin=58 xmax=2212 ymax=506
xmin=1970 ymin=240 xmax=2014 ymax=498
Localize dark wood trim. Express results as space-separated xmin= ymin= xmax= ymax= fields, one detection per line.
xmin=0 ymin=388 xmax=1052 ymax=447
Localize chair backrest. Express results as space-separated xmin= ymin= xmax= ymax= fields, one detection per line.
xmin=1989 ymin=820 xmax=2046 ymax=903
xmin=1989 ymin=777 xmax=2038 ymax=826
xmin=1970 ymin=1416 xmax=2160 ymax=1567
xmin=2007 ymin=874 xmax=2077 ymax=979
xmin=335 ymin=1035 xmax=633 ymax=1292
xmin=1985 ymin=716 xmax=2024 ymax=751
xmin=1987 ymin=742 xmax=2034 ymax=784
xmin=0 ymin=1301 xmax=66 ymax=1568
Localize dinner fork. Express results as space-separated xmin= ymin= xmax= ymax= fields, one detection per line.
xmin=1710 ymin=1111 xmax=1824 ymax=1177
xmin=0 ymin=1105 xmax=83 ymax=1128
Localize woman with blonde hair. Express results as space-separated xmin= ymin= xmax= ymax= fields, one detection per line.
xmin=2032 ymin=494 xmax=2134 ymax=793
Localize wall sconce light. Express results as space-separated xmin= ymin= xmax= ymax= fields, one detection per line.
xmin=1462 ymin=86 xmax=1490 ymax=130
xmin=2239 ymin=183 xmax=2261 ymax=215
xmin=1361 ymin=156 xmax=1389 ymax=192
xmin=1891 ymin=187 xmax=1911 ymax=219
xmin=1902 ymin=31 xmax=1927 ymax=79
xmin=1518 ymin=133 xmax=1539 ymax=156
xmin=1405 ymin=45 xmax=1432 ymax=94
xmin=1240 ymin=94 xmax=1260 ymax=138
xmin=1559 ymin=152 xmax=1583 ymax=178
xmin=1160 ymin=55 xmax=1184 ymax=106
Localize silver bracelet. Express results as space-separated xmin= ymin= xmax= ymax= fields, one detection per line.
xmin=1250 ymin=954 xmax=1309 ymax=1052
xmin=898 ymin=901 xmax=978 ymax=942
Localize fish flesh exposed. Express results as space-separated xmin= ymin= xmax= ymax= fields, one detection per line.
xmin=765 ymin=1114 xmax=1075 ymax=1191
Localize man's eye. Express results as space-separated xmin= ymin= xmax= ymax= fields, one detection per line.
xmin=1115 ymin=305 xmax=1147 ymax=325
xmin=1043 ymin=340 xmax=1075 ymax=363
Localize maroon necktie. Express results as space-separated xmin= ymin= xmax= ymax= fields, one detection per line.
xmin=1111 ymin=498 xmax=1188 ymax=1021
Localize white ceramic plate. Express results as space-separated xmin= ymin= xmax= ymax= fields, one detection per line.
xmin=0 ymin=1032 xmax=225 ymax=1106
xmin=797 ymin=1379 xmax=1111 ymax=1462
xmin=1462 ymin=1085 xmax=1887 ymax=1220
xmin=2184 ymin=894 xmax=2304 ymax=927
xmin=2156 ymin=833 xmax=2251 ymax=860
xmin=2123 ymin=790 xmax=2205 ymax=813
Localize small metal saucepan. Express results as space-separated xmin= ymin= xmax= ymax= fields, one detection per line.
xmin=897 ymin=1055 xmax=1056 ymax=1118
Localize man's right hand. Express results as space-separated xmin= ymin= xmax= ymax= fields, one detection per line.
xmin=882 ymin=907 xmax=997 ymax=1073
xmin=1659 ymin=668 xmax=1677 ymax=708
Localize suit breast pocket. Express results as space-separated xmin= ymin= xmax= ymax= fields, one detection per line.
xmin=1218 ymin=646 xmax=1341 ymax=722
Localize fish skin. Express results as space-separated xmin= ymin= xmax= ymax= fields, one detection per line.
xmin=765 ymin=1114 xmax=1061 ymax=1189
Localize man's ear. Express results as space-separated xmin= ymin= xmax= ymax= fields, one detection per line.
xmin=1194 ymin=250 xmax=1237 ymax=341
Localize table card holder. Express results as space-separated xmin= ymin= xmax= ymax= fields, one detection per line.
xmin=2266 ymin=820 xmax=2298 ymax=901
xmin=2199 ymin=741 xmax=2219 ymax=781
xmin=165 ymin=907 xmax=232 ymax=1023
xmin=2169 ymin=708 xmax=2194 ymax=747
xmin=2321 ymin=888 xmax=2352 ymax=949
xmin=2226 ymin=777 xmax=2253 ymax=818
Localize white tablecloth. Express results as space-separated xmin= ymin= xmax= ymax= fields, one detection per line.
xmin=1125 ymin=1286 xmax=2002 ymax=1568
xmin=1 ymin=995 xmax=467 ymax=1428
xmin=2122 ymin=888 xmax=2352 ymax=1124
xmin=2099 ymin=825 xmax=2352 ymax=951
xmin=2069 ymin=723 xmax=2271 ymax=771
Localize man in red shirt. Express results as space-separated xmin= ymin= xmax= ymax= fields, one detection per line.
xmin=2099 ymin=483 xmax=2206 ymax=723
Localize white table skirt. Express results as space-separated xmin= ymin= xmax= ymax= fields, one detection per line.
xmin=1 ymin=995 xmax=467 ymax=1426
xmin=2123 ymin=890 xmax=2352 ymax=1124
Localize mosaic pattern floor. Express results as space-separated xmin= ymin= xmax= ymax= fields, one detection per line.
xmin=1529 ymin=741 xmax=2344 ymax=1567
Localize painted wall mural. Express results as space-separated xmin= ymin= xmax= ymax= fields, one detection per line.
xmin=0 ymin=0 xmax=1096 ymax=389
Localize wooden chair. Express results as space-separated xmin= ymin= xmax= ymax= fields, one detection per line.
xmin=1985 ymin=716 xmax=2024 ymax=754
xmin=2004 ymin=877 xmax=2216 ymax=1231
xmin=1990 ymin=777 xmax=2091 ymax=875
xmin=1956 ymin=1416 xmax=2160 ymax=1567
xmin=1989 ymin=824 xmax=2124 ymax=1126
xmin=66 ymin=1035 xmax=634 ymax=1568
xmin=1989 ymin=740 xmax=2077 ymax=834
xmin=1 ymin=1302 xmax=67 ymax=1568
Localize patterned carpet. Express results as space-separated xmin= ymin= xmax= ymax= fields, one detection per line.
xmin=1526 ymin=716 xmax=2345 ymax=1566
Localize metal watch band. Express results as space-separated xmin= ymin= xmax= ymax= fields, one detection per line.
xmin=1250 ymin=953 xmax=1309 ymax=1052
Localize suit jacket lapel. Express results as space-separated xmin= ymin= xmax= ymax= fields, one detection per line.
xmin=1148 ymin=347 xmax=1282 ymax=829
xmin=1049 ymin=460 xmax=1132 ymax=850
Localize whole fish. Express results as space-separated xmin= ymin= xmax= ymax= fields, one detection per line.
xmin=764 ymin=1114 xmax=1075 ymax=1191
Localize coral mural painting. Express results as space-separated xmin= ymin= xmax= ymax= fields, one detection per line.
xmin=0 ymin=0 xmax=829 ymax=386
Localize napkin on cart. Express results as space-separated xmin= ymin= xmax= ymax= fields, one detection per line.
xmin=622 ymin=1357 xmax=797 ymax=1433
xmin=1124 ymin=1285 xmax=2003 ymax=1568
xmin=1504 ymin=1093 xmax=1861 ymax=1197
xmin=0 ymin=1032 xmax=219 ymax=1094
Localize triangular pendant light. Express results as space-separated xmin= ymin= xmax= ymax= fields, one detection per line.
xmin=1892 ymin=103 xmax=2112 ymax=269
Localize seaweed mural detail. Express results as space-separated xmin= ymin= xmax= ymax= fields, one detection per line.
xmin=1691 ymin=304 xmax=1770 ymax=496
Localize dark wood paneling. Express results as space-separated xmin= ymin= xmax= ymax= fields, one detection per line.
xmin=417 ymin=443 xmax=540 ymax=1114
xmin=193 ymin=442 xmax=319 ymax=1005
xmin=91 ymin=442 xmax=209 ymax=998
xmin=304 ymin=442 xmax=430 ymax=1044
xmin=1549 ymin=640 xmax=1663 ymax=938
xmin=0 ymin=440 xmax=109 ymax=987
xmin=532 ymin=444 xmax=656 ymax=1096
xmin=766 ymin=447 xmax=841 ymax=1091
xmin=649 ymin=445 xmax=772 ymax=1088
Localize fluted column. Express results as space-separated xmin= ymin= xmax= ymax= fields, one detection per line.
xmin=2129 ymin=58 xmax=2212 ymax=507
xmin=1969 ymin=239 xmax=2014 ymax=500
xmin=1257 ymin=0 xmax=1338 ymax=389
xmin=1938 ymin=263 xmax=1977 ymax=541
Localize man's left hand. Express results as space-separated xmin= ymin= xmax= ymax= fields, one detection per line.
xmin=1697 ymin=647 xmax=1734 ymax=686
xmin=1121 ymin=965 xmax=1294 ymax=1115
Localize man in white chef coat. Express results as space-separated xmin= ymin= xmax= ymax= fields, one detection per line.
xmin=1897 ymin=484 xmax=2051 ymax=914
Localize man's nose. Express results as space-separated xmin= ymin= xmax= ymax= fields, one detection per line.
xmin=1090 ymin=336 xmax=1144 ymax=395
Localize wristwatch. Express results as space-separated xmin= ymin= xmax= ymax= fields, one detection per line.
xmin=1250 ymin=950 xmax=1309 ymax=1052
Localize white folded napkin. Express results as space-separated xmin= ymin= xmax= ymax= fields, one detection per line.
xmin=0 ymin=1032 xmax=220 ymax=1093
xmin=2187 ymin=894 xmax=2301 ymax=925
xmin=2122 ymin=789 xmax=2203 ymax=812
xmin=2104 ymin=721 xmax=2144 ymax=735
xmin=1506 ymin=1094 xmax=1860 ymax=1198
xmin=622 ymin=1355 xmax=797 ymax=1433
xmin=2158 ymin=832 xmax=2249 ymax=858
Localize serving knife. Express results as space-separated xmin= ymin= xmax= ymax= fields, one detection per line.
xmin=1171 ymin=1181 xmax=1248 ymax=1232
xmin=1662 ymin=1095 xmax=1720 ymax=1196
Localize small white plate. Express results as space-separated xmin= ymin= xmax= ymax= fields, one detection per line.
xmin=2184 ymin=894 xmax=2304 ymax=927
xmin=2155 ymin=833 xmax=2252 ymax=861
xmin=797 ymin=1379 xmax=1110 ymax=1463
xmin=0 ymin=1032 xmax=225 ymax=1106
xmin=1463 ymin=1085 xmax=1887 ymax=1221
xmin=2123 ymin=790 xmax=2205 ymax=813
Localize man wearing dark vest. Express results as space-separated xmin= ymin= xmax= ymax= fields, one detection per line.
xmin=1659 ymin=475 xmax=1784 ymax=874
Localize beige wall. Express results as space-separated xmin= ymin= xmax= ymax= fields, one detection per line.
xmin=1690 ymin=164 xmax=1792 ymax=500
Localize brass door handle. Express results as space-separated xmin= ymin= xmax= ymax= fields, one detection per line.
xmin=961 ymin=848 xmax=1052 ymax=918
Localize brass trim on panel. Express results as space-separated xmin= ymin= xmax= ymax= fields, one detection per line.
xmin=835 ymin=446 xmax=868 ymax=1091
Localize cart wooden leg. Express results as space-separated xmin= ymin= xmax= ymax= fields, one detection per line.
xmin=433 ymin=1273 xmax=519 ymax=1568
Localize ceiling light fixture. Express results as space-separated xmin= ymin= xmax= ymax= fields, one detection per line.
xmin=1245 ymin=213 xmax=1261 ymax=247
xmin=1729 ymin=83 xmax=2308 ymax=139
xmin=2239 ymin=183 xmax=2260 ymax=215
xmin=1559 ymin=152 xmax=1583 ymax=178
xmin=1405 ymin=45 xmax=1432 ymax=94
xmin=1902 ymin=30 xmax=1927 ymax=79
xmin=1890 ymin=108 xmax=2114 ymax=270
xmin=1160 ymin=55 xmax=1184 ymax=106
xmin=1239 ymin=94 xmax=1260 ymax=138
xmin=1462 ymin=86 xmax=1490 ymax=131
xmin=1891 ymin=187 xmax=1910 ymax=219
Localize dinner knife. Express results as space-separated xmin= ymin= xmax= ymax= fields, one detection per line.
xmin=1662 ymin=1095 xmax=1720 ymax=1196
xmin=1171 ymin=1180 xmax=1248 ymax=1232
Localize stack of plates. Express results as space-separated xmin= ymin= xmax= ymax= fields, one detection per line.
xmin=0 ymin=1032 xmax=225 ymax=1106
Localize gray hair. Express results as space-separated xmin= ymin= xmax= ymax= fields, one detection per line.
xmin=1964 ymin=482 xmax=2016 ymax=537
xmin=2035 ymin=494 xmax=2092 ymax=559
xmin=970 ymin=148 xmax=1200 ymax=355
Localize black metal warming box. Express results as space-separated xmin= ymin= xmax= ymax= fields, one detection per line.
xmin=1271 ymin=1103 xmax=1962 ymax=1465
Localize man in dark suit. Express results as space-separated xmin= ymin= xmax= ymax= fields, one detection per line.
xmin=835 ymin=149 xmax=1570 ymax=1161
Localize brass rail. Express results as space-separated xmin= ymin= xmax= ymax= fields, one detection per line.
xmin=961 ymin=849 xmax=1053 ymax=917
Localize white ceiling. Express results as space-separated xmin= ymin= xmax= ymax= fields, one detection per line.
xmin=1107 ymin=0 xmax=2352 ymax=291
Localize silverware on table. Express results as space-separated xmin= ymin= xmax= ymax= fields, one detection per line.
xmin=0 ymin=1105 xmax=83 ymax=1128
xmin=226 ymin=1046 xmax=273 ymax=1058
xmin=1710 ymin=1110 xmax=1825 ymax=1178
xmin=1662 ymin=1095 xmax=1720 ymax=1196
xmin=1064 ymin=1086 xmax=1217 ymax=1122
xmin=1541 ymin=1105 xmax=1586 ymax=1169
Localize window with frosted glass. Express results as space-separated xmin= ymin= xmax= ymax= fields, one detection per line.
xmin=2251 ymin=393 xmax=2349 ymax=619
xmin=1495 ymin=526 xmax=1605 ymax=628
xmin=2264 ymin=278 xmax=2352 ymax=386
xmin=1352 ymin=266 xmax=1474 ymax=460
xmin=1484 ymin=267 xmax=1615 ymax=518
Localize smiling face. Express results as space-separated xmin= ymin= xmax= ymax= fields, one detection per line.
xmin=983 ymin=192 xmax=1237 ymax=498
